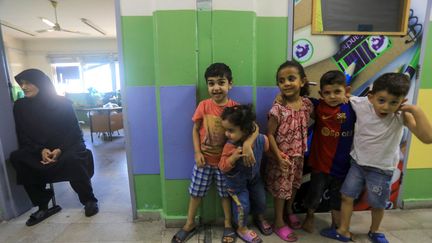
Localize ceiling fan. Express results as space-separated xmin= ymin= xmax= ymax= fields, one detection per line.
xmin=36 ymin=0 xmax=87 ymax=35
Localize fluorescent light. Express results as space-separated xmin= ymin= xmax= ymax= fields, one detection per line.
xmin=81 ymin=18 xmax=106 ymax=35
xmin=0 ymin=20 xmax=35 ymax=36
xmin=40 ymin=17 xmax=55 ymax=27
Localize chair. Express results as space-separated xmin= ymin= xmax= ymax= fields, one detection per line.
xmin=45 ymin=149 xmax=94 ymax=214
xmin=90 ymin=111 xmax=123 ymax=142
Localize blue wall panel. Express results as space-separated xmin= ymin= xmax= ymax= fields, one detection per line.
xmin=229 ymin=86 xmax=253 ymax=105
xmin=160 ymin=86 xmax=196 ymax=179
xmin=256 ymin=87 xmax=280 ymax=134
xmin=126 ymin=86 xmax=160 ymax=174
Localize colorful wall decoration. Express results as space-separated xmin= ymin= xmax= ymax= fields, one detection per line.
xmin=292 ymin=0 xmax=430 ymax=211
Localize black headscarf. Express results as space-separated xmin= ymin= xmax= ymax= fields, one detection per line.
xmin=14 ymin=69 xmax=58 ymax=104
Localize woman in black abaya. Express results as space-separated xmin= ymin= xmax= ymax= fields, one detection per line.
xmin=10 ymin=69 xmax=98 ymax=226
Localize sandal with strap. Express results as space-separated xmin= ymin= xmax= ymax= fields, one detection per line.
xmin=287 ymin=214 xmax=302 ymax=230
xmin=273 ymin=225 xmax=297 ymax=242
xmin=25 ymin=205 xmax=61 ymax=226
xmin=237 ymin=229 xmax=262 ymax=243
xmin=368 ymin=231 xmax=389 ymax=243
xmin=222 ymin=227 xmax=237 ymax=243
xmin=254 ymin=219 xmax=273 ymax=235
xmin=320 ymin=227 xmax=354 ymax=242
xmin=171 ymin=227 xmax=198 ymax=243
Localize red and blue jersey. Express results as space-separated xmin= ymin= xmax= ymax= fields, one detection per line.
xmin=308 ymin=99 xmax=356 ymax=179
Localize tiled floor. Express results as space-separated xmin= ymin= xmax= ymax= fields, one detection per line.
xmin=1 ymin=129 xmax=431 ymax=242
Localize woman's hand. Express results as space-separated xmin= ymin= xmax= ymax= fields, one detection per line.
xmin=51 ymin=148 xmax=62 ymax=161
xmin=40 ymin=148 xmax=61 ymax=164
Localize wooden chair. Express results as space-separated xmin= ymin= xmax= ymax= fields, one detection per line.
xmin=90 ymin=112 xmax=123 ymax=142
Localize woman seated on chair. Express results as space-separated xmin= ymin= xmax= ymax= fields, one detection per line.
xmin=9 ymin=69 xmax=99 ymax=226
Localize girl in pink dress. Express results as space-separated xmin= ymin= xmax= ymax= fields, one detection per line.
xmin=266 ymin=60 xmax=313 ymax=242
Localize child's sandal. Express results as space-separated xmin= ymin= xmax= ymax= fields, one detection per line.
xmin=254 ymin=219 xmax=273 ymax=235
xmin=287 ymin=213 xmax=302 ymax=230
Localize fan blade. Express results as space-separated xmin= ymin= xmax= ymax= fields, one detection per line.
xmin=40 ymin=17 xmax=56 ymax=27
xmin=36 ymin=29 xmax=54 ymax=33
xmin=60 ymin=28 xmax=90 ymax=35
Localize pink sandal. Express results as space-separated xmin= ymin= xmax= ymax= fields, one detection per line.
xmin=287 ymin=214 xmax=302 ymax=230
xmin=273 ymin=225 xmax=298 ymax=242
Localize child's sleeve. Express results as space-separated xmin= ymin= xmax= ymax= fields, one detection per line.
xmin=268 ymin=104 xmax=280 ymax=124
xmin=349 ymin=96 xmax=363 ymax=113
xmin=219 ymin=143 xmax=237 ymax=173
xmin=192 ymin=101 xmax=204 ymax=122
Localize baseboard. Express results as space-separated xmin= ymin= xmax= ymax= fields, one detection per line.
xmin=401 ymin=199 xmax=432 ymax=209
xmin=136 ymin=209 xmax=162 ymax=221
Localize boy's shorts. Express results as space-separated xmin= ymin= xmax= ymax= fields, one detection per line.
xmin=340 ymin=159 xmax=393 ymax=209
xmin=188 ymin=164 xmax=229 ymax=198
xmin=303 ymin=172 xmax=344 ymax=211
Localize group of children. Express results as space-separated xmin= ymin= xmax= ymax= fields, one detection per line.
xmin=171 ymin=61 xmax=432 ymax=243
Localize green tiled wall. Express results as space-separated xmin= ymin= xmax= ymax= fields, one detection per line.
xmin=134 ymin=175 xmax=162 ymax=210
xmin=153 ymin=11 xmax=198 ymax=86
xmin=419 ymin=21 xmax=432 ymax=89
xmin=122 ymin=17 xmax=155 ymax=86
xmin=256 ymin=17 xmax=288 ymax=86
xmin=403 ymin=168 xmax=432 ymax=201
xmin=122 ymin=10 xmax=289 ymax=219
xmin=212 ymin=11 xmax=256 ymax=86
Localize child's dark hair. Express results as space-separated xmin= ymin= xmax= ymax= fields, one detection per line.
xmin=221 ymin=104 xmax=256 ymax=137
xmin=205 ymin=63 xmax=232 ymax=82
xmin=370 ymin=73 xmax=411 ymax=97
xmin=276 ymin=60 xmax=310 ymax=96
xmin=320 ymin=70 xmax=346 ymax=90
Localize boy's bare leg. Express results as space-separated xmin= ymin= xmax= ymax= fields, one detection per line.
xmin=370 ymin=208 xmax=384 ymax=233
xmin=331 ymin=210 xmax=341 ymax=228
xmin=336 ymin=194 xmax=354 ymax=238
xmin=302 ymin=208 xmax=315 ymax=233
xmin=183 ymin=196 xmax=202 ymax=231
xmin=274 ymin=197 xmax=285 ymax=228
xmin=221 ymin=197 xmax=233 ymax=228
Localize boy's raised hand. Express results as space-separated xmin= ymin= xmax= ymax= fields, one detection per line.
xmin=400 ymin=102 xmax=432 ymax=144
xmin=242 ymin=145 xmax=256 ymax=167
xmin=194 ymin=151 xmax=206 ymax=168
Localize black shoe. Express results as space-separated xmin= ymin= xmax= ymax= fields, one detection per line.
xmin=84 ymin=201 xmax=99 ymax=217
xmin=26 ymin=205 xmax=61 ymax=226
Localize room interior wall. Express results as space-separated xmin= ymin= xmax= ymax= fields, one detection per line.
xmin=24 ymin=38 xmax=117 ymax=77
xmin=2 ymin=32 xmax=27 ymax=84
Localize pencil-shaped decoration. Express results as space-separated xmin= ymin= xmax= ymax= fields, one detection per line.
xmin=402 ymin=46 xmax=420 ymax=80
xmin=394 ymin=64 xmax=404 ymax=73
xmin=344 ymin=61 xmax=356 ymax=86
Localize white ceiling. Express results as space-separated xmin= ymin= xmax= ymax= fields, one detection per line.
xmin=0 ymin=0 xmax=116 ymax=39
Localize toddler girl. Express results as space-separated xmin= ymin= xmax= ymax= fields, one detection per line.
xmin=219 ymin=105 xmax=272 ymax=243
